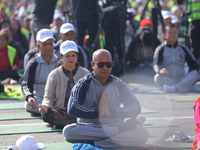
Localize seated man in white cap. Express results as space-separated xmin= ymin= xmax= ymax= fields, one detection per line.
xmin=24 ymin=32 xmax=60 ymax=70
xmin=158 ymin=10 xmax=172 ymax=42
xmin=171 ymin=15 xmax=179 ymax=27
xmin=22 ymin=28 xmax=59 ymax=116
xmin=171 ymin=5 xmax=181 ymax=21
xmin=54 ymin=23 xmax=89 ymax=69
xmin=161 ymin=10 xmax=172 ymax=26
xmin=125 ymin=8 xmax=139 ymax=44
xmin=51 ymin=12 xmax=64 ymax=42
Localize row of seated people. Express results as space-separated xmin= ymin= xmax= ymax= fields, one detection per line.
xmin=20 ymin=27 xmax=149 ymax=148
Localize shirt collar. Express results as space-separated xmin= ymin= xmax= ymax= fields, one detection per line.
xmin=37 ymin=52 xmax=58 ymax=63
xmin=62 ymin=64 xmax=78 ymax=77
xmin=165 ymin=41 xmax=178 ymax=48
xmin=91 ymin=71 xmax=114 ymax=84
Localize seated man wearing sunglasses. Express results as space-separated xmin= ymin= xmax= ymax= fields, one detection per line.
xmin=63 ymin=49 xmax=148 ymax=148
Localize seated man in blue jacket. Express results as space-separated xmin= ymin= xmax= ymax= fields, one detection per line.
xmin=62 ymin=49 xmax=148 ymax=148
xmin=153 ymin=24 xmax=200 ymax=93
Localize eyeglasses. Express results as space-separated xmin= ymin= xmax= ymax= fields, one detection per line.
xmin=93 ymin=61 xmax=113 ymax=68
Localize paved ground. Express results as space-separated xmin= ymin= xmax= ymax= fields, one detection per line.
xmin=0 ymin=65 xmax=198 ymax=149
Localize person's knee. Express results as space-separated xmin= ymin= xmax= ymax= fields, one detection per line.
xmin=62 ymin=124 xmax=77 ymax=140
xmin=189 ymin=70 xmax=199 ymax=79
xmin=140 ymin=127 xmax=149 ymax=144
xmin=191 ymin=70 xmax=198 ymax=76
xmin=42 ymin=108 xmax=53 ymax=125
xmin=135 ymin=126 xmax=149 ymax=146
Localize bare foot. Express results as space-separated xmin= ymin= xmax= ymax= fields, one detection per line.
xmin=45 ymin=123 xmax=51 ymax=128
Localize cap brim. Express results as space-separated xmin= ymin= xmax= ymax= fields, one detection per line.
xmin=60 ymin=29 xmax=75 ymax=34
xmin=39 ymin=37 xmax=56 ymax=42
xmin=61 ymin=49 xmax=79 ymax=55
xmin=171 ymin=20 xmax=178 ymax=23
xmin=163 ymin=16 xmax=171 ymax=19
xmin=37 ymin=143 xmax=46 ymax=149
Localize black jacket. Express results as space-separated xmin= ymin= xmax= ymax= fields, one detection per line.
xmin=72 ymin=0 xmax=98 ymax=18
xmin=177 ymin=0 xmax=184 ymax=5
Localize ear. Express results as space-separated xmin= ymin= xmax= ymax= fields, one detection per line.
xmin=163 ymin=33 xmax=166 ymax=38
xmin=37 ymin=42 xmax=40 ymax=49
xmin=59 ymin=33 xmax=62 ymax=39
xmin=91 ymin=61 xmax=94 ymax=69
xmin=60 ymin=55 xmax=63 ymax=60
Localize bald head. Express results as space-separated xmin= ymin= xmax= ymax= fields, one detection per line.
xmin=91 ymin=49 xmax=112 ymax=85
xmin=92 ymin=49 xmax=112 ymax=62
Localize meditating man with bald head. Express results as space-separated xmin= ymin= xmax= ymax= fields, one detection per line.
xmin=62 ymin=49 xmax=148 ymax=148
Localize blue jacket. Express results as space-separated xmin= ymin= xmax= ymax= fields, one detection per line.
xmin=68 ymin=72 xmax=141 ymax=126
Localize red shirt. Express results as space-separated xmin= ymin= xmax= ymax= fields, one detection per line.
xmin=0 ymin=47 xmax=20 ymax=72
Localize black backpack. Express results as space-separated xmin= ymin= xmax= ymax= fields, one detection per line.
xmin=102 ymin=1 xmax=126 ymax=27
xmin=136 ymin=27 xmax=153 ymax=47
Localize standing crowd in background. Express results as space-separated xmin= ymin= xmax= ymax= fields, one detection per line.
xmin=0 ymin=0 xmax=199 ymax=77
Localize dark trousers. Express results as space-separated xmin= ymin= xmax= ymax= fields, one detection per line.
xmin=0 ymin=70 xmax=20 ymax=81
xmin=104 ymin=21 xmax=125 ymax=63
xmin=42 ymin=108 xmax=76 ymax=129
xmin=189 ymin=20 xmax=200 ymax=59
xmin=75 ymin=15 xmax=98 ymax=49
xmin=0 ymin=84 xmax=4 ymax=93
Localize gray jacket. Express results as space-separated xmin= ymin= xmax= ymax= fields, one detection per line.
xmin=153 ymin=41 xmax=199 ymax=79
xmin=22 ymin=53 xmax=59 ymax=102
xmin=42 ymin=65 xmax=90 ymax=109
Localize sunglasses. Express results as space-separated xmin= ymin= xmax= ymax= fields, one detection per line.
xmin=93 ymin=61 xmax=113 ymax=68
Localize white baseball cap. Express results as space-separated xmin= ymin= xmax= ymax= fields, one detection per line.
xmin=171 ymin=15 xmax=179 ymax=24
xmin=60 ymin=40 xmax=79 ymax=55
xmin=36 ymin=28 xmax=55 ymax=42
xmin=161 ymin=10 xmax=171 ymax=19
xmin=171 ymin=6 xmax=179 ymax=14
xmin=53 ymin=13 xmax=65 ymax=22
xmin=60 ymin=23 xmax=75 ymax=34
xmin=16 ymin=135 xmax=45 ymax=150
